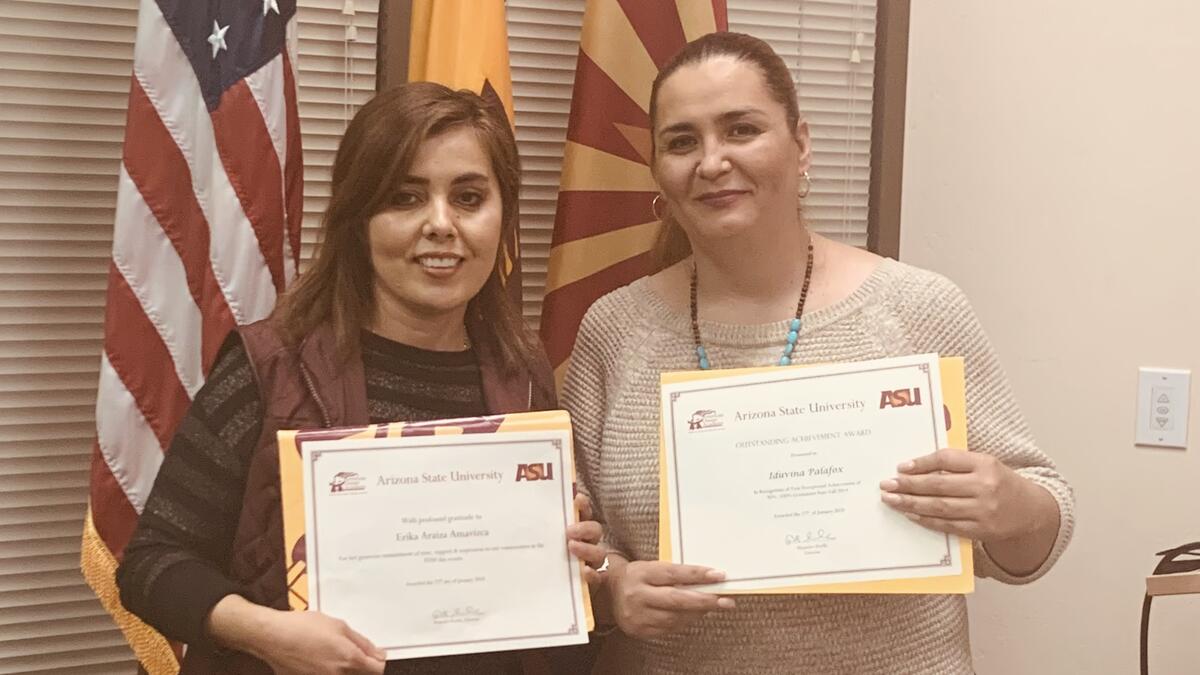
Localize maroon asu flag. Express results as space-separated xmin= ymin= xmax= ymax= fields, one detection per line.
xmin=539 ymin=0 xmax=728 ymax=385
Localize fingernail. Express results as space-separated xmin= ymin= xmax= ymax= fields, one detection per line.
xmin=879 ymin=479 xmax=898 ymax=491
xmin=717 ymin=597 xmax=736 ymax=609
xmin=880 ymin=492 xmax=901 ymax=505
xmin=897 ymin=461 xmax=915 ymax=473
xmin=705 ymin=569 xmax=726 ymax=582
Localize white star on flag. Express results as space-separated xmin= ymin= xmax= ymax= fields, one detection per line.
xmin=263 ymin=0 xmax=280 ymax=15
xmin=208 ymin=20 xmax=229 ymax=58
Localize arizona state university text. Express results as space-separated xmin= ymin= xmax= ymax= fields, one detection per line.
xmin=377 ymin=470 xmax=504 ymax=486
xmin=734 ymin=400 xmax=866 ymax=421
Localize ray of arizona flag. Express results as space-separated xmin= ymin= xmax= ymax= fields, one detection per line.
xmin=540 ymin=0 xmax=728 ymax=385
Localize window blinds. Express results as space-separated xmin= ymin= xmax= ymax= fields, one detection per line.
xmin=295 ymin=0 xmax=380 ymax=266
xmin=506 ymin=0 xmax=588 ymax=324
xmin=0 ymin=1 xmax=140 ymax=670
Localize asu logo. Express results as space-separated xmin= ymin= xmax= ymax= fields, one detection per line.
xmin=515 ymin=463 xmax=555 ymax=482
xmin=879 ymin=388 xmax=923 ymax=409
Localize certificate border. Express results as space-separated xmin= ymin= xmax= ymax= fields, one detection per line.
xmin=667 ymin=362 xmax=954 ymax=583
xmin=305 ymin=436 xmax=585 ymax=652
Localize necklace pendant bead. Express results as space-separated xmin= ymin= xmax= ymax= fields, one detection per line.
xmin=786 ymin=330 xmax=798 ymax=344
xmin=790 ymin=318 xmax=802 ymax=332
xmin=779 ymin=356 xmax=791 ymax=366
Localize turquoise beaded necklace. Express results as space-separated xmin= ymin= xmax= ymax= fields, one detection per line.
xmin=690 ymin=240 xmax=815 ymax=370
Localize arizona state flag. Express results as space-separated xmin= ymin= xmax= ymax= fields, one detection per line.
xmin=408 ymin=0 xmax=522 ymax=306
xmin=540 ymin=0 xmax=728 ymax=385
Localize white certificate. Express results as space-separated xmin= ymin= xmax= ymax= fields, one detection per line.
xmin=661 ymin=353 xmax=966 ymax=593
xmin=301 ymin=429 xmax=590 ymax=660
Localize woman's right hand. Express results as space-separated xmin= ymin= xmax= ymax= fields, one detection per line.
xmin=207 ymin=595 xmax=385 ymax=674
xmin=254 ymin=610 xmax=386 ymax=674
xmin=607 ymin=557 xmax=735 ymax=639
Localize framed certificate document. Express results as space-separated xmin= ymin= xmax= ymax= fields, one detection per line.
xmin=278 ymin=411 xmax=592 ymax=660
xmin=659 ymin=354 xmax=974 ymax=594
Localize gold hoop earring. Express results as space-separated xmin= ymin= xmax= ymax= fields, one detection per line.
xmin=651 ymin=194 xmax=668 ymax=221
xmin=799 ymin=171 xmax=811 ymax=199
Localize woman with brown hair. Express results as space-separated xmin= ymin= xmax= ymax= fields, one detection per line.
xmin=563 ymin=32 xmax=1074 ymax=673
xmin=117 ymin=82 xmax=605 ymax=675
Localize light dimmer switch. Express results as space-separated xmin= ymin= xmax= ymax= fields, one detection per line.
xmin=1135 ymin=368 xmax=1191 ymax=449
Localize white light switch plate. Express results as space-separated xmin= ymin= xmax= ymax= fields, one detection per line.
xmin=1135 ymin=368 xmax=1191 ymax=449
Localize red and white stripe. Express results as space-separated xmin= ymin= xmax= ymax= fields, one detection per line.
xmin=89 ymin=0 xmax=302 ymax=559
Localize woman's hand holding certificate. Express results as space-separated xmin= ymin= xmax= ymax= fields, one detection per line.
xmin=606 ymin=558 xmax=733 ymax=639
xmin=567 ymin=493 xmax=609 ymax=586
xmin=882 ymin=448 xmax=1034 ymax=540
xmin=206 ymin=595 xmax=386 ymax=675
xmin=881 ymin=447 xmax=1061 ymax=577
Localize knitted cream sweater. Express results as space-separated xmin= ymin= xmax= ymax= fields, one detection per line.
xmin=561 ymin=258 xmax=1074 ymax=675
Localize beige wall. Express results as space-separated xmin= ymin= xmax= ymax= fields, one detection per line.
xmin=900 ymin=1 xmax=1200 ymax=673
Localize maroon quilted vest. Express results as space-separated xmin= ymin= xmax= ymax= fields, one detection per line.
xmin=179 ymin=318 xmax=559 ymax=674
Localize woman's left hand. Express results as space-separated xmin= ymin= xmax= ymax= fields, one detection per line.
xmin=567 ymin=493 xmax=608 ymax=586
xmin=879 ymin=448 xmax=1044 ymax=542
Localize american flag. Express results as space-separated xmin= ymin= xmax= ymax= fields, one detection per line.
xmin=81 ymin=0 xmax=301 ymax=668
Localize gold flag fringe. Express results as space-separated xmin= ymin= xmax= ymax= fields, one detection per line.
xmin=81 ymin=506 xmax=180 ymax=674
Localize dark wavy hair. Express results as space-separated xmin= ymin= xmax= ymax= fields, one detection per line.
xmin=275 ymin=81 xmax=537 ymax=373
